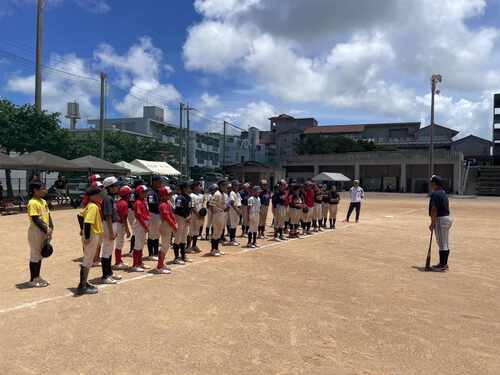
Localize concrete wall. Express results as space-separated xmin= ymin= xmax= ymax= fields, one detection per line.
xmin=452 ymin=137 xmax=492 ymax=158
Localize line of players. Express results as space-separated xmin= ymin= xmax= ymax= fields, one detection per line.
xmin=24 ymin=175 xmax=341 ymax=294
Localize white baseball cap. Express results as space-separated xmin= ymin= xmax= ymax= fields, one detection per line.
xmin=103 ymin=176 xmax=118 ymax=188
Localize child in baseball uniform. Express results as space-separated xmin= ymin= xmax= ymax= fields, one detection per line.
xmin=288 ymin=184 xmax=304 ymax=239
xmin=131 ymin=185 xmax=150 ymax=272
xmin=258 ymin=180 xmax=270 ymax=239
xmin=100 ymin=176 xmax=122 ymax=284
xmin=126 ymin=179 xmax=144 ymax=256
xmin=328 ymin=185 xmax=340 ymax=229
xmin=246 ymin=186 xmax=261 ymax=248
xmin=157 ymin=186 xmax=177 ymax=274
xmin=303 ymin=182 xmax=315 ymax=234
xmin=321 ymin=185 xmax=330 ymax=228
xmin=239 ymin=183 xmax=250 ymax=236
xmin=146 ymin=176 xmax=162 ymax=261
xmin=188 ymin=181 xmax=204 ymax=253
xmin=173 ymin=182 xmax=192 ymax=264
xmin=26 ymin=182 xmax=53 ymax=288
xmin=77 ymin=187 xmax=102 ymax=295
xmin=209 ymin=180 xmax=228 ymax=257
xmin=313 ymin=184 xmax=323 ymax=232
xmin=114 ymin=185 xmax=132 ymax=270
xmin=227 ymin=180 xmax=242 ymax=246
xmin=271 ymin=181 xmax=288 ymax=241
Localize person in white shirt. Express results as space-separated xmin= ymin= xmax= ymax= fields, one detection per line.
xmin=187 ymin=181 xmax=204 ymax=253
xmin=344 ymin=180 xmax=364 ymax=223
xmin=227 ymin=180 xmax=242 ymax=246
xmin=246 ymin=186 xmax=262 ymax=248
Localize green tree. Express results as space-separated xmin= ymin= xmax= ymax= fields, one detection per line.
xmin=0 ymin=99 xmax=66 ymax=197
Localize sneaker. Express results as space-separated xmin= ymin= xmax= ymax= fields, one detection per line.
xmin=230 ymin=241 xmax=240 ymax=246
xmin=219 ymin=250 xmax=226 ymax=255
xmin=113 ymin=262 xmax=128 ymax=270
xmin=193 ymin=246 xmax=202 ymax=253
xmin=185 ymin=247 xmax=195 ymax=254
xmin=77 ymin=285 xmax=98 ymax=295
xmin=211 ymin=250 xmax=221 ymax=257
xmin=182 ymin=257 xmax=192 ymax=263
xmin=296 ymin=234 xmax=303 ymax=239
xmin=246 ymin=243 xmax=253 ymax=248
xmin=155 ymin=267 xmax=172 ymax=274
xmin=145 ymin=255 xmax=158 ymax=261
xmin=272 ymin=237 xmax=281 ymax=242
xmin=140 ymin=263 xmax=151 ymax=270
xmin=279 ymin=236 xmax=287 ymax=241
xmin=130 ymin=266 xmax=144 ymax=272
xmin=318 ymin=227 xmax=323 ymax=232
xmin=111 ymin=274 xmax=122 ymax=281
xmin=29 ymin=278 xmax=49 ymax=288
xmin=173 ymin=258 xmax=185 ymax=265
xmin=38 ymin=277 xmax=50 ymax=286
xmin=251 ymin=244 xmax=258 ymax=248
xmin=101 ymin=276 xmax=117 ymax=284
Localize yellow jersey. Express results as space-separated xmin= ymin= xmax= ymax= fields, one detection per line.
xmin=27 ymin=197 xmax=50 ymax=225
xmin=81 ymin=202 xmax=104 ymax=235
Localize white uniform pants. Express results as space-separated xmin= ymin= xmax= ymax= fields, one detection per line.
xmin=248 ymin=214 xmax=259 ymax=233
xmin=273 ymin=205 xmax=286 ymax=229
xmin=28 ymin=224 xmax=46 ymax=262
xmin=82 ymin=235 xmax=101 ymax=268
xmin=313 ymin=203 xmax=322 ymax=221
xmin=102 ymin=222 xmax=118 ymax=258
xmin=115 ymin=222 xmax=127 ymax=250
xmin=174 ymin=216 xmax=189 ymax=245
xmin=212 ymin=211 xmax=226 ymax=240
xmin=133 ymin=221 xmax=148 ymax=251
xmin=148 ymin=213 xmax=161 ymax=240
xmin=228 ymin=208 xmax=240 ymax=229
xmin=159 ymin=222 xmax=174 ymax=254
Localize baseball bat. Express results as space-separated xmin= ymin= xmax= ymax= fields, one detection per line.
xmin=424 ymin=230 xmax=433 ymax=271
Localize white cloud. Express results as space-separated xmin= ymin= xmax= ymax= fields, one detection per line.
xmin=6 ymin=38 xmax=181 ymax=124
xmin=76 ymin=0 xmax=111 ymax=14
xmin=215 ymin=100 xmax=275 ymax=130
xmin=200 ymin=92 xmax=220 ymax=109
xmin=94 ymin=37 xmax=181 ymax=118
xmin=184 ymin=0 xmax=500 ymax=137
xmin=6 ymin=53 xmax=100 ymax=120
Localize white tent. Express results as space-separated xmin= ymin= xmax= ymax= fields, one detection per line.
xmin=312 ymin=172 xmax=351 ymax=182
xmin=131 ymin=159 xmax=181 ymax=176
xmin=114 ymin=161 xmax=152 ymax=176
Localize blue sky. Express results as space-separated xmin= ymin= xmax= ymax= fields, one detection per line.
xmin=1 ymin=0 xmax=500 ymax=138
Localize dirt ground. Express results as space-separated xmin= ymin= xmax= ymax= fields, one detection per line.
xmin=1 ymin=193 xmax=499 ymax=375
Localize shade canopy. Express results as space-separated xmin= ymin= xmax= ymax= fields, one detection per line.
xmin=114 ymin=161 xmax=152 ymax=176
xmin=16 ymin=151 xmax=85 ymax=171
xmin=72 ymin=155 xmax=130 ymax=174
xmin=312 ymin=172 xmax=351 ymax=182
xmin=131 ymin=159 xmax=181 ymax=176
xmin=0 ymin=153 xmax=29 ymax=169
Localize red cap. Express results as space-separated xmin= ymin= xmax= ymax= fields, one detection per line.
xmin=135 ymin=185 xmax=148 ymax=194
xmin=159 ymin=186 xmax=172 ymax=197
xmin=119 ymin=186 xmax=132 ymax=197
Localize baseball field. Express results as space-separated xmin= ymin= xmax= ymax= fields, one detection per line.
xmin=1 ymin=193 xmax=499 ymax=375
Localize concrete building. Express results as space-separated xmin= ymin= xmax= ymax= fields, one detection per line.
xmin=84 ymin=106 xmax=221 ymax=169
xmin=284 ymin=150 xmax=464 ymax=194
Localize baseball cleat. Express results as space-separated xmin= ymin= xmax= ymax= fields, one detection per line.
xmin=173 ymin=258 xmax=185 ymax=265
xmin=130 ymin=266 xmax=144 ymax=272
xmin=29 ymin=278 xmax=49 ymax=288
xmin=155 ymin=267 xmax=172 ymax=274
xmin=113 ymin=262 xmax=128 ymax=270
xmin=211 ymin=250 xmax=221 ymax=257
xmin=111 ymin=274 xmax=122 ymax=281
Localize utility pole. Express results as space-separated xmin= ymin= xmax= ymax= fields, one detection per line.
xmin=185 ymin=103 xmax=191 ymax=179
xmin=35 ymin=0 xmax=45 ymax=111
xmin=178 ymin=102 xmax=184 ymax=175
xmin=429 ymin=73 xmax=442 ymax=190
xmin=99 ymin=72 xmax=107 ymax=159
xmin=222 ymin=121 xmax=227 ymax=171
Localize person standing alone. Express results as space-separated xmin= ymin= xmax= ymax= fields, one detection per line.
xmin=344 ymin=180 xmax=364 ymax=223
xmin=429 ymin=175 xmax=453 ymax=272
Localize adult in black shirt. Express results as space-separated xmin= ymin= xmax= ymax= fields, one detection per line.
xmin=429 ymin=175 xmax=453 ymax=271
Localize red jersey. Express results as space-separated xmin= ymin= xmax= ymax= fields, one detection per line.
xmin=160 ymin=201 xmax=177 ymax=231
xmin=116 ymin=199 xmax=129 ymax=223
xmin=134 ymin=199 xmax=150 ymax=230
xmin=304 ymin=190 xmax=314 ymax=208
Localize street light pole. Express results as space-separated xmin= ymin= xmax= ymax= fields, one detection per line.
xmin=99 ymin=72 xmax=107 ymax=159
xmin=429 ymin=74 xmax=442 ymax=188
xmin=35 ymin=0 xmax=45 ymax=111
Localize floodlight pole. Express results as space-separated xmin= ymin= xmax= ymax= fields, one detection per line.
xmin=35 ymin=0 xmax=45 ymax=111
xmin=429 ymin=74 xmax=442 ymax=190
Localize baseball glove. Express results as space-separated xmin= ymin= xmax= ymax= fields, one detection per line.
xmin=198 ymin=207 xmax=208 ymax=217
xmin=41 ymin=239 xmax=54 ymax=258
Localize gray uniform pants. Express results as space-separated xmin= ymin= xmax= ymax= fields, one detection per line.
xmin=434 ymin=216 xmax=453 ymax=251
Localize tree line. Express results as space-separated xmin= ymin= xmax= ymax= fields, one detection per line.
xmin=0 ymin=99 xmax=178 ymax=196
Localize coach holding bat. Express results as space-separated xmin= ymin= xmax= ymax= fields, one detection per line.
xmin=428 ymin=175 xmax=453 ymax=272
